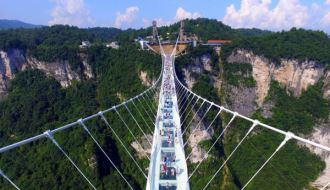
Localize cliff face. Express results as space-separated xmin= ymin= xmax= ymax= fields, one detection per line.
xmin=139 ymin=70 xmax=153 ymax=87
xmin=180 ymin=54 xmax=215 ymax=162
xmin=304 ymin=120 xmax=330 ymax=189
xmin=323 ymin=71 xmax=330 ymax=99
xmin=0 ymin=49 xmax=93 ymax=100
xmin=227 ymin=49 xmax=326 ymax=106
xmin=181 ymin=54 xmax=215 ymax=90
xmin=25 ymin=57 xmax=81 ymax=87
xmin=227 ymin=49 xmax=330 ymax=189
xmin=224 ymin=84 xmax=257 ymax=117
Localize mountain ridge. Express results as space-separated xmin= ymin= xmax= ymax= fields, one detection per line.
xmin=0 ymin=19 xmax=42 ymax=30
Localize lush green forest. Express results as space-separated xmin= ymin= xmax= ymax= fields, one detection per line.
xmin=222 ymin=82 xmax=328 ymax=190
xmin=0 ymin=19 xmax=42 ymax=30
xmin=0 ymin=18 xmax=329 ymax=190
xmin=224 ymin=28 xmax=330 ymax=65
xmin=174 ymin=36 xmax=329 ymax=189
xmin=111 ymin=18 xmax=271 ymax=43
xmin=0 ymin=26 xmax=161 ymax=189
xmin=223 ymin=63 xmax=256 ymax=87
xmin=0 ymin=25 xmax=121 ymax=67
xmin=155 ymin=18 xmax=271 ymax=41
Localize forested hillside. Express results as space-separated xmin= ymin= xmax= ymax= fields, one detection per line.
xmin=0 ymin=19 xmax=329 ymax=190
xmin=174 ymin=26 xmax=329 ymax=190
xmin=0 ymin=26 xmax=160 ymax=189
xmin=0 ymin=19 xmax=41 ymax=30
xmin=224 ymin=28 xmax=330 ymax=65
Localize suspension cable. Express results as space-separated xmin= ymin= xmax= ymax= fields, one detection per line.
xmin=78 ymin=119 xmax=134 ymax=190
xmin=182 ymin=100 xmax=206 ymax=135
xmin=178 ymin=88 xmax=189 ymax=107
xmin=241 ymin=132 xmax=293 ymax=190
xmin=149 ymin=87 xmax=161 ymax=109
xmin=144 ymin=90 xmax=158 ymax=112
xmin=0 ymin=169 xmax=20 ymax=190
xmin=44 ymin=130 xmax=97 ymax=190
xmin=177 ymin=88 xmax=187 ymax=106
xmin=183 ymin=103 xmax=213 ymax=147
xmin=141 ymin=94 xmax=157 ymax=118
xmin=322 ymin=181 xmax=330 ymax=190
xmin=114 ymin=108 xmax=150 ymax=160
xmin=186 ymin=109 xmax=224 ymax=162
xmin=180 ymin=96 xmax=200 ymax=126
xmin=180 ymin=93 xmax=197 ymax=115
xmin=137 ymin=99 xmax=156 ymax=125
xmin=99 ymin=112 xmax=148 ymax=179
xmin=146 ymin=88 xmax=159 ymax=111
xmin=200 ymin=120 xmax=258 ymax=189
xmin=124 ymin=104 xmax=152 ymax=146
xmin=247 ymin=136 xmax=298 ymax=190
xmin=177 ymin=84 xmax=186 ymax=100
xmin=179 ymin=92 xmax=192 ymax=112
xmin=178 ymin=88 xmax=189 ymax=106
xmin=131 ymin=101 xmax=154 ymax=134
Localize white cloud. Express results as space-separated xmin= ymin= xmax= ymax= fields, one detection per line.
xmin=114 ymin=6 xmax=139 ymax=29
xmin=326 ymin=0 xmax=330 ymax=5
xmin=223 ymin=0 xmax=309 ymax=30
xmin=321 ymin=12 xmax=330 ymax=26
xmin=143 ymin=18 xmax=171 ymax=27
xmin=174 ymin=7 xmax=202 ymax=21
xmin=312 ymin=3 xmax=321 ymax=12
xmin=48 ymin=0 xmax=95 ymax=27
xmin=143 ymin=7 xmax=202 ymax=28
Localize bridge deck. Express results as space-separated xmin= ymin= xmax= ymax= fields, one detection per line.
xmin=146 ymin=54 xmax=189 ymax=190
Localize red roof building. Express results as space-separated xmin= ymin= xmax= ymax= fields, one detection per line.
xmin=207 ymin=40 xmax=232 ymax=44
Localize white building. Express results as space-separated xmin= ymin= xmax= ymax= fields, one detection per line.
xmin=139 ymin=40 xmax=147 ymax=50
xmin=106 ymin=41 xmax=119 ymax=49
xmin=79 ymin=41 xmax=91 ymax=49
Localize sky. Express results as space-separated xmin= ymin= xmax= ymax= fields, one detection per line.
xmin=1 ymin=0 xmax=330 ymax=32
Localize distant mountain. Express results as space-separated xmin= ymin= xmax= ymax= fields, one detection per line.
xmin=0 ymin=19 xmax=42 ymax=30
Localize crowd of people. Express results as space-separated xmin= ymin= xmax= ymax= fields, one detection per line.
xmin=159 ymin=57 xmax=180 ymax=186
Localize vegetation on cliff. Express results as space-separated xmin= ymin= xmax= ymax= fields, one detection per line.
xmin=225 ymin=28 xmax=330 ymax=65
xmin=0 ymin=18 xmax=329 ymax=190
xmin=0 ymin=41 xmax=161 ymax=189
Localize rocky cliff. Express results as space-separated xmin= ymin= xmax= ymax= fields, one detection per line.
xmin=224 ymin=84 xmax=257 ymax=117
xmin=323 ymin=71 xmax=330 ymax=99
xmin=227 ymin=49 xmax=326 ymax=106
xmin=0 ymin=49 xmax=93 ymax=100
xmin=179 ymin=54 xmax=216 ymax=162
xmin=139 ymin=70 xmax=153 ymax=87
xmin=227 ymin=49 xmax=330 ymax=189
xmin=181 ymin=49 xmax=330 ymax=188
xmin=304 ymin=120 xmax=330 ymax=189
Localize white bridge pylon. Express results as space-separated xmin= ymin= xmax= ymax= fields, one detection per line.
xmin=146 ymin=42 xmax=190 ymax=190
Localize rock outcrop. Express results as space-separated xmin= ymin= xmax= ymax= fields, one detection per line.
xmin=182 ymin=68 xmax=197 ymax=90
xmin=323 ymin=71 xmax=330 ymax=100
xmin=225 ymin=84 xmax=257 ymax=117
xmin=0 ymin=49 xmax=93 ymax=100
xmin=304 ymin=120 xmax=330 ymax=189
xmin=187 ymin=127 xmax=211 ymax=163
xmin=187 ymin=114 xmax=212 ymax=163
xmin=24 ymin=57 xmax=81 ymax=87
xmin=139 ymin=70 xmax=152 ymax=87
xmin=273 ymin=59 xmax=324 ymax=96
xmin=181 ymin=54 xmax=213 ymax=90
xmin=131 ymin=134 xmax=153 ymax=159
xmin=227 ymin=49 xmax=326 ymax=106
